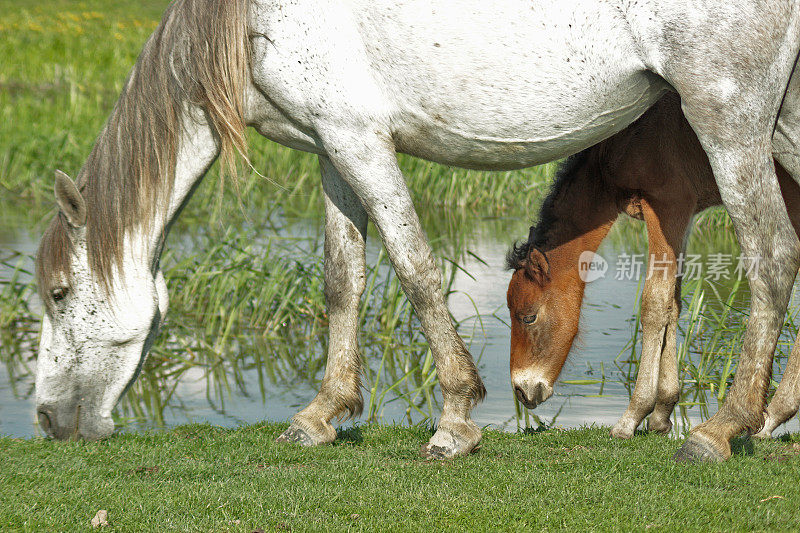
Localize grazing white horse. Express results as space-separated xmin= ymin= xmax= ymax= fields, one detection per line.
xmin=35 ymin=0 xmax=800 ymax=461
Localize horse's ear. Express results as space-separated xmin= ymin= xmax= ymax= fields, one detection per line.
xmin=54 ymin=170 xmax=86 ymax=228
xmin=524 ymin=247 xmax=550 ymax=285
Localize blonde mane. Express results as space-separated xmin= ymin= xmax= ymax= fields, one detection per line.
xmin=36 ymin=0 xmax=250 ymax=301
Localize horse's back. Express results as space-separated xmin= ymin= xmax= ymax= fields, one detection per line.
xmin=248 ymin=0 xmax=669 ymax=169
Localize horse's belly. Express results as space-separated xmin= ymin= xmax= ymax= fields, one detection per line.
xmin=392 ymin=74 xmax=668 ymax=170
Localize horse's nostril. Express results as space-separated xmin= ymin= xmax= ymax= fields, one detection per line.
xmin=37 ymin=408 xmax=53 ymax=435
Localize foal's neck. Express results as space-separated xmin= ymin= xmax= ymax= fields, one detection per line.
xmin=534 ymin=155 xmax=621 ymax=279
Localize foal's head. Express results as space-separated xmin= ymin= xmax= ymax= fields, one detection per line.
xmin=506 ymin=240 xmax=584 ymax=408
xmin=506 ymin=150 xmax=622 ymax=409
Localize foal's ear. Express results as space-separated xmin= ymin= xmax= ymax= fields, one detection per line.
xmin=54 ymin=170 xmax=86 ymax=228
xmin=524 ymin=248 xmax=551 ymax=285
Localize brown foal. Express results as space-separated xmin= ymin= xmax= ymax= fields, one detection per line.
xmin=507 ymin=93 xmax=800 ymax=439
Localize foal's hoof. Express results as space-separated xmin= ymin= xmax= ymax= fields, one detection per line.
xmin=276 ymin=425 xmax=316 ymax=446
xmin=673 ymin=433 xmax=729 ymax=463
xmin=646 ymin=417 xmax=673 ymax=435
xmin=753 ymin=416 xmax=777 ymax=440
xmin=420 ymin=423 xmax=481 ymax=460
xmin=419 ymin=441 xmax=481 ymax=460
xmin=752 ymin=428 xmax=773 ymax=440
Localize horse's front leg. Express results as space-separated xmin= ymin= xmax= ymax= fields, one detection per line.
xmin=611 ymin=198 xmax=689 ymax=438
xmin=277 ymin=156 xmax=368 ymax=446
xmin=319 ymin=129 xmax=485 ymax=459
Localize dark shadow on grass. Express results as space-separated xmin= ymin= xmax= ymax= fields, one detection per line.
xmin=336 ymin=426 xmax=363 ymax=445
xmin=731 ymin=435 xmax=755 ymax=457
xmin=522 ymin=424 xmax=550 ymax=435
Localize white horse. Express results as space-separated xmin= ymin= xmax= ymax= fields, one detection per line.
xmin=35 ymin=0 xmax=800 ymax=461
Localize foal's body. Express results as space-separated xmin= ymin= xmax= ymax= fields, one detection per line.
xmin=34 ymin=0 xmax=800 ymax=460
xmin=507 ymin=93 xmax=800 ymax=438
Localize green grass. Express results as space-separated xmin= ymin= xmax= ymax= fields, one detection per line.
xmin=2 ymin=424 xmax=800 ymax=531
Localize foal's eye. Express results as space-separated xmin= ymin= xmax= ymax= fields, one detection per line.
xmin=51 ymin=287 xmax=69 ymax=302
xmin=522 ymin=314 xmax=537 ymax=325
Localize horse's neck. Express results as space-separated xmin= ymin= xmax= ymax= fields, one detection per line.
xmin=135 ymin=108 xmax=219 ymax=273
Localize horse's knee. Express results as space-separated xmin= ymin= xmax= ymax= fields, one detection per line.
xmin=324 ymin=245 xmax=366 ymax=309
xmin=393 ymin=253 xmax=442 ymax=305
xmin=324 ymin=265 xmax=366 ymax=309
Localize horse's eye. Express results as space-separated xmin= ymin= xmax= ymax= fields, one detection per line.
xmin=52 ymin=287 xmax=69 ymax=302
xmin=522 ymin=314 xmax=537 ymax=325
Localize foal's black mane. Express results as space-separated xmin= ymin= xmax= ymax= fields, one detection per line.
xmin=505 ymin=149 xmax=592 ymax=271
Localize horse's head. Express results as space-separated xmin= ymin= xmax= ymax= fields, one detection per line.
xmin=35 ymin=171 xmax=168 ymax=440
xmin=506 ymin=245 xmax=581 ymax=410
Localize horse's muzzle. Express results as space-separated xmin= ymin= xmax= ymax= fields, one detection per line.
xmin=36 ymin=404 xmax=114 ymax=441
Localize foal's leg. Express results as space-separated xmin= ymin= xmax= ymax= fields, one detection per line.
xmin=611 ymin=198 xmax=690 ymax=438
xmin=277 ymin=156 xmax=367 ymax=446
xmin=647 ymin=273 xmax=682 ymax=435
xmin=319 ymin=130 xmax=485 ymax=459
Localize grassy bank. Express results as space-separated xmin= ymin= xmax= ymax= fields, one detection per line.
xmin=3 ymin=424 xmax=800 ymax=531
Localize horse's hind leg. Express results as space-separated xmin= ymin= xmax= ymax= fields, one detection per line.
xmin=611 ymin=197 xmax=690 ymax=438
xmin=676 ymin=136 xmax=799 ymax=461
xmin=755 ymin=339 xmax=800 ymax=439
xmin=277 ymin=156 xmax=367 ymax=446
xmin=673 ymin=139 xmax=799 ymax=461
xmin=755 ymin=165 xmax=800 ymax=439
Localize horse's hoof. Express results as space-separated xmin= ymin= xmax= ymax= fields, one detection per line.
xmin=673 ymin=433 xmax=729 ymax=463
xmin=610 ymin=423 xmax=635 ymax=440
xmin=420 ymin=423 xmax=481 ymax=460
xmin=276 ymin=425 xmax=316 ymax=446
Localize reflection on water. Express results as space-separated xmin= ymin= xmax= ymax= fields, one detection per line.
xmin=2 ymin=203 xmax=799 ymax=439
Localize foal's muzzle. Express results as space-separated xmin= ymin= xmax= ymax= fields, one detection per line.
xmin=512 ymin=377 xmax=554 ymax=409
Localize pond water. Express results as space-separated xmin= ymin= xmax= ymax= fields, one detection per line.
xmin=2 ymin=204 xmax=800 ymax=440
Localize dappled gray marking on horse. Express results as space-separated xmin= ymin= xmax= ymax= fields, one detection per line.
xmin=507 ymin=92 xmax=800 ymax=440
xmin=34 ymin=0 xmax=800 ymax=461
